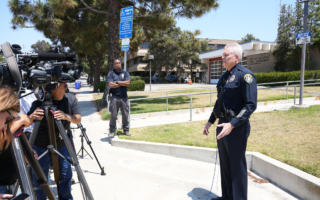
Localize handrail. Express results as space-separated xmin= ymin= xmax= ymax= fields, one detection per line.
xmin=128 ymin=87 xmax=212 ymax=95
xmin=257 ymin=79 xmax=320 ymax=86
xmin=129 ymin=91 xmax=217 ymax=101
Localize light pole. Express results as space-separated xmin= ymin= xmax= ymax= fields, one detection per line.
xmin=147 ymin=54 xmax=154 ymax=91
xmin=298 ymin=0 xmax=312 ymax=105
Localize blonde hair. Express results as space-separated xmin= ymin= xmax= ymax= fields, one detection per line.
xmin=0 ymin=86 xmax=20 ymax=152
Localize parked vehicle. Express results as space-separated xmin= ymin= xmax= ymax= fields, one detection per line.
xmin=152 ymin=76 xmax=159 ymax=83
xmin=166 ymin=75 xmax=178 ymax=83
xmin=183 ymin=77 xmax=192 ymax=83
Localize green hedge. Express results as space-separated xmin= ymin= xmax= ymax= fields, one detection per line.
xmin=97 ymin=80 xmax=145 ymax=92
xmin=127 ymin=80 xmax=145 ymax=91
xmin=130 ymin=76 xmax=142 ymax=81
xmin=255 ymin=70 xmax=320 ymax=83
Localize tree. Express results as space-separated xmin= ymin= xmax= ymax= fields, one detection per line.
xmin=9 ymin=0 xmax=219 ymax=93
xmin=31 ymin=40 xmax=52 ymax=53
xmin=0 ymin=55 xmax=5 ymax=63
xmin=240 ymin=33 xmax=260 ymax=43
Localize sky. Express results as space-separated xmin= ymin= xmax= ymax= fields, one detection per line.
xmin=0 ymin=0 xmax=299 ymax=52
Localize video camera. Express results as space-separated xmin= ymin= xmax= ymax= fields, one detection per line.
xmin=0 ymin=42 xmax=83 ymax=100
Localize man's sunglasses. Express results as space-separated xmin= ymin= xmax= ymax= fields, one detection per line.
xmin=5 ymin=110 xmax=16 ymax=125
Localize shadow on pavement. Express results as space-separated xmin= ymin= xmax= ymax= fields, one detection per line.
xmin=188 ymin=188 xmax=218 ymax=200
xmin=100 ymin=137 xmax=112 ymax=144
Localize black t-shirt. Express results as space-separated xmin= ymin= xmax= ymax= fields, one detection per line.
xmin=107 ymin=70 xmax=130 ymax=98
xmin=27 ymin=93 xmax=80 ymax=149
xmin=0 ymin=143 xmax=17 ymax=185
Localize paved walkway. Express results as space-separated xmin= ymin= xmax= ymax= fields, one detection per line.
xmin=66 ymin=78 xmax=304 ymax=200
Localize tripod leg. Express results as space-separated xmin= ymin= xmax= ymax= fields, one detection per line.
xmin=28 ymin=120 xmax=41 ymax=146
xmin=80 ymin=126 xmax=106 ymax=176
xmin=46 ymin=108 xmax=60 ymax=198
xmin=55 ymin=120 xmax=94 ymax=200
xmin=10 ymin=137 xmax=37 ymax=200
xmin=20 ymin=132 xmax=57 ymax=200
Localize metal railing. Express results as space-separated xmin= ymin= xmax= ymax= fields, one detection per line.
xmin=127 ymin=81 xmax=320 ymax=125
xmin=127 ymin=87 xmax=212 ymax=95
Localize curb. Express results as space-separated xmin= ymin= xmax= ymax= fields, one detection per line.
xmin=111 ymin=138 xmax=320 ymax=200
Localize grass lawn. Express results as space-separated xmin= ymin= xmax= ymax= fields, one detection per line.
xmin=117 ymin=105 xmax=320 ymax=178
xmin=93 ymin=88 xmax=316 ymax=114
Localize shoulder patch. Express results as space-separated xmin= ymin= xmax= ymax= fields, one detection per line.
xmin=244 ymin=74 xmax=253 ymax=84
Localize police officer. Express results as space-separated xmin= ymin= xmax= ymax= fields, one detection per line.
xmin=203 ymin=43 xmax=257 ymax=200
xmin=107 ymin=59 xmax=131 ymax=138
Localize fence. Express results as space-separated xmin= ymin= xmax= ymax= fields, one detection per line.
xmin=127 ymin=80 xmax=320 ymax=124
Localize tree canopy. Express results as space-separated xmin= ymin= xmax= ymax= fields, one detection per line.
xmin=273 ymin=0 xmax=320 ymax=71
xmin=31 ymin=40 xmax=52 ymax=53
xmin=240 ymin=33 xmax=260 ymax=43
xmin=0 ymin=55 xmax=5 ymax=63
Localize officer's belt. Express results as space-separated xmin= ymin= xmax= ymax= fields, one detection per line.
xmin=214 ymin=108 xmax=241 ymax=122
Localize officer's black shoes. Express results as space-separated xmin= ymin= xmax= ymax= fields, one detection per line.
xmin=124 ymin=131 xmax=131 ymax=136
xmin=109 ymin=132 xmax=115 ymax=138
xmin=211 ymin=197 xmax=229 ymax=200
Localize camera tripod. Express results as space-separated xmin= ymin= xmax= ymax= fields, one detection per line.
xmin=71 ymin=123 xmax=106 ymax=176
xmin=11 ymin=90 xmax=94 ymax=200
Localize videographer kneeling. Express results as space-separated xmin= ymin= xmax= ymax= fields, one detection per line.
xmin=0 ymin=86 xmax=36 ymax=200
xmin=28 ymin=82 xmax=81 ymax=200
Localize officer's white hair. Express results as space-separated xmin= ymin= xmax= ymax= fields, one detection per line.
xmin=225 ymin=43 xmax=243 ymax=62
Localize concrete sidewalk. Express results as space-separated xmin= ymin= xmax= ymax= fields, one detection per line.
xmin=61 ymin=78 xmax=306 ymax=200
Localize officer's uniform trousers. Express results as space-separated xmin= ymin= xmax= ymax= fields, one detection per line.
xmin=217 ymin=118 xmax=250 ymax=200
xmin=109 ymin=95 xmax=130 ymax=133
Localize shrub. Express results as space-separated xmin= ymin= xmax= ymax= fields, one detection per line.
xmin=130 ymin=76 xmax=142 ymax=81
xmin=254 ymin=70 xmax=320 ymax=84
xmin=97 ymin=80 xmax=145 ymax=92
xmin=97 ymin=81 xmax=107 ymax=92
xmin=101 ymin=109 xmax=111 ymax=120
xmin=127 ymin=80 xmax=145 ymax=91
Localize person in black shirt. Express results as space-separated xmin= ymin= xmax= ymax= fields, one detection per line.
xmin=28 ymin=82 xmax=81 ymax=200
xmin=0 ymin=86 xmax=36 ymax=199
xmin=107 ymin=59 xmax=131 ymax=138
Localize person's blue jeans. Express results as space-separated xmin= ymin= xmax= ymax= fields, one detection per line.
xmin=32 ymin=145 xmax=73 ymax=200
xmin=0 ymin=185 xmax=9 ymax=195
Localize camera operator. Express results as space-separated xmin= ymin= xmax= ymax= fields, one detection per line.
xmin=27 ymin=81 xmax=81 ymax=200
xmin=0 ymin=86 xmax=36 ymax=200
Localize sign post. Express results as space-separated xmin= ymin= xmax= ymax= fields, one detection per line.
xmin=120 ymin=6 xmax=133 ymax=72
xmin=298 ymin=0 xmax=312 ymax=106
xmin=147 ymin=55 xmax=154 ymax=91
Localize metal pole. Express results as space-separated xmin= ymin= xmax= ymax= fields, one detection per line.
xmin=166 ymin=92 xmax=168 ymax=112
xmin=190 ymin=95 xmax=192 ymax=121
xmin=124 ymin=51 xmax=127 ymax=71
xmin=210 ymin=88 xmax=212 ymax=107
xmin=286 ymin=82 xmax=289 ymax=100
xmin=294 ymin=86 xmax=297 ymax=105
xmin=299 ymin=1 xmax=309 ymax=105
xmin=150 ymin=61 xmax=151 ymax=91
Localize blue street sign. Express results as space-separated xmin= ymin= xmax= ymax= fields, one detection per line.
xmin=296 ymin=32 xmax=311 ymax=44
xmin=120 ymin=6 xmax=133 ymax=39
xmin=121 ymin=45 xmax=129 ymax=51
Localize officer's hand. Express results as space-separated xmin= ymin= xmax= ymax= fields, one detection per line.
xmin=54 ymin=110 xmax=70 ymax=121
xmin=217 ymin=123 xmax=234 ymax=140
xmin=29 ymin=108 xmax=44 ymax=121
xmin=0 ymin=193 xmax=13 ymax=200
xmin=203 ymin=122 xmax=212 ymax=136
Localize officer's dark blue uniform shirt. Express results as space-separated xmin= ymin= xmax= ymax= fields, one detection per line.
xmin=209 ymin=63 xmax=257 ymax=128
xmin=107 ymin=69 xmax=130 ymax=98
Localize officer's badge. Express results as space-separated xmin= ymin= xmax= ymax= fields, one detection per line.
xmin=122 ymin=74 xmax=124 ymax=79
xmin=244 ymin=74 xmax=253 ymax=84
xmin=229 ymin=75 xmax=235 ymax=83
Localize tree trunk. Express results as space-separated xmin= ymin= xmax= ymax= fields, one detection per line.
xmin=93 ymin=58 xmax=101 ymax=92
xmin=88 ymin=58 xmax=94 ymax=85
xmin=107 ymin=0 xmax=119 ymax=74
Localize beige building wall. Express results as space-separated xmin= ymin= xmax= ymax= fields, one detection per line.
xmin=310 ymin=46 xmax=320 ymax=70
xmin=247 ymin=52 xmax=275 ymax=73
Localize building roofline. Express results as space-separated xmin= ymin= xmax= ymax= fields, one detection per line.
xmin=199 ymin=40 xmax=277 ymax=55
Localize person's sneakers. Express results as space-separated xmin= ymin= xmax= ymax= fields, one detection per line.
xmin=124 ymin=131 xmax=131 ymax=136
xmin=109 ymin=132 xmax=115 ymax=138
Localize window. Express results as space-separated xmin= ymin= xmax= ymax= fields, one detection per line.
xmin=210 ymin=60 xmax=222 ymax=79
xmin=140 ymin=42 xmax=150 ymax=49
xmin=241 ymin=57 xmax=247 ymax=68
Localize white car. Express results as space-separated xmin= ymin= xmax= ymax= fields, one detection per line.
xmin=183 ymin=77 xmax=192 ymax=83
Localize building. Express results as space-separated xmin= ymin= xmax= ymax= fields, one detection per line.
xmin=199 ymin=41 xmax=277 ymax=84
xmin=123 ymin=38 xmax=238 ymax=81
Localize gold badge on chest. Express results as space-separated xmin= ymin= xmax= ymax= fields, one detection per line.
xmin=229 ymin=75 xmax=236 ymax=83
xmin=122 ymin=74 xmax=124 ymax=79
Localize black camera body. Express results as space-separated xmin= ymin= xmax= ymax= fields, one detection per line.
xmin=0 ymin=42 xmax=83 ymax=99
